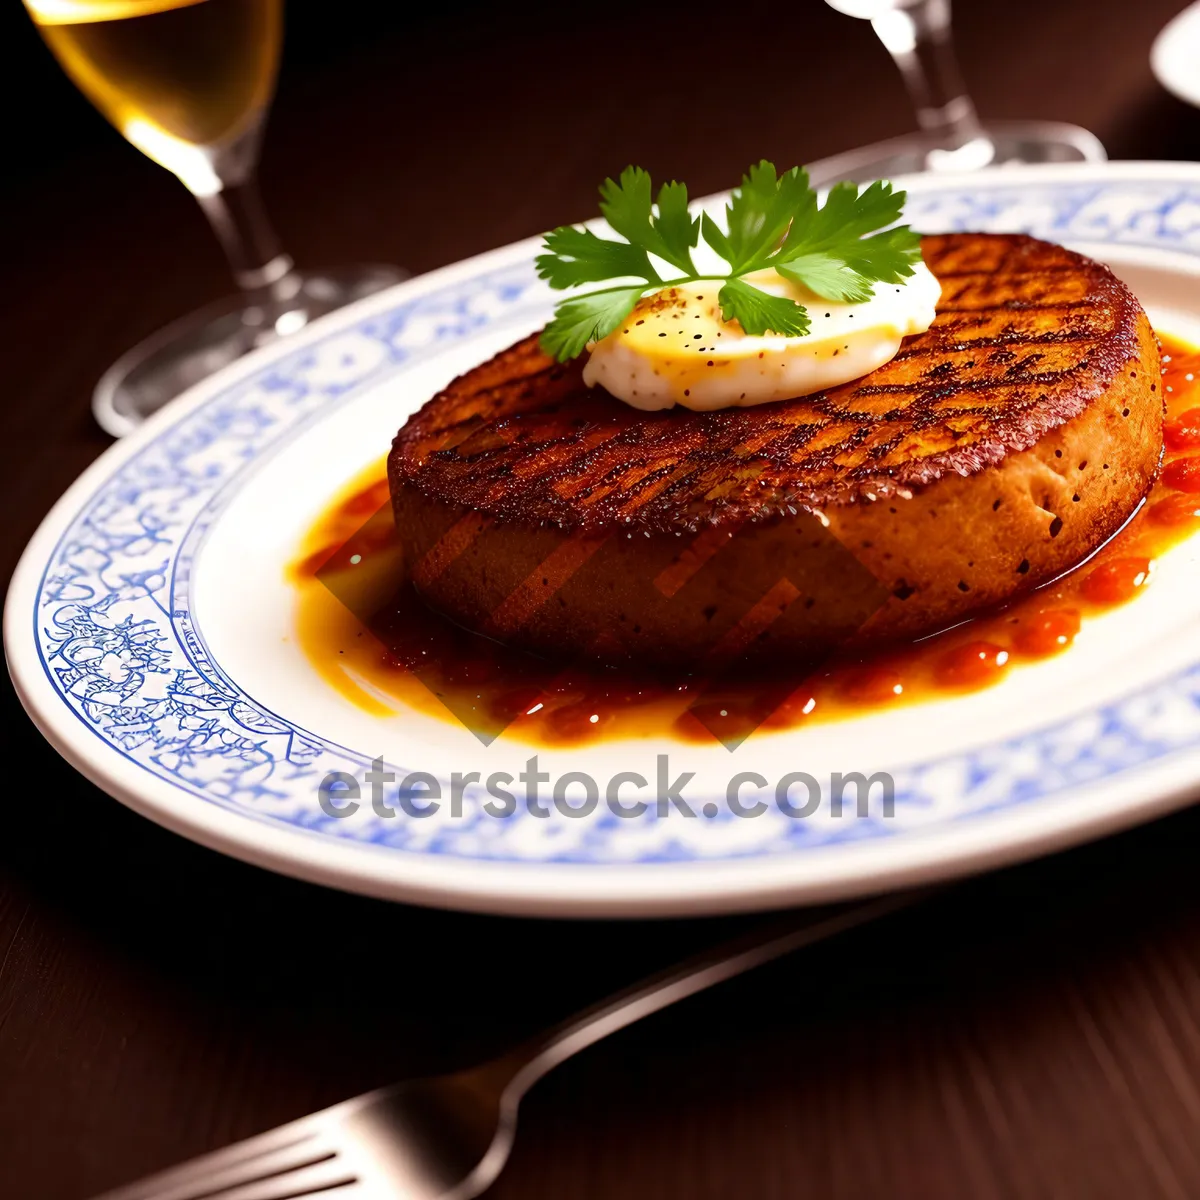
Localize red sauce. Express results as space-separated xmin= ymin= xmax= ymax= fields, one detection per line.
xmin=1012 ymin=609 xmax=1081 ymax=657
xmin=290 ymin=337 xmax=1200 ymax=746
xmin=1164 ymin=407 xmax=1200 ymax=450
xmin=1162 ymin=456 xmax=1200 ymax=493
xmin=933 ymin=641 xmax=1011 ymax=690
xmin=1080 ymin=557 xmax=1152 ymax=605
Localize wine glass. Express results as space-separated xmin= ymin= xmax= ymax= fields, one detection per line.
xmin=814 ymin=0 xmax=1105 ymax=184
xmin=24 ymin=0 xmax=405 ymax=437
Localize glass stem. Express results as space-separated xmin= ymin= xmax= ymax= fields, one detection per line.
xmin=871 ymin=0 xmax=988 ymax=154
xmin=195 ymin=173 xmax=294 ymax=291
xmin=189 ymin=118 xmax=296 ymax=294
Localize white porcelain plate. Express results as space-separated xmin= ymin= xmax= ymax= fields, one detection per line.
xmin=1153 ymin=2 xmax=1200 ymax=110
xmin=10 ymin=162 xmax=1200 ymax=917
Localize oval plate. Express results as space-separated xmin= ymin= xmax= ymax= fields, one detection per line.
xmin=10 ymin=161 xmax=1200 ymax=917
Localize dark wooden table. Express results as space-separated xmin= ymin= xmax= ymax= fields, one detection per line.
xmin=5 ymin=2 xmax=1200 ymax=1196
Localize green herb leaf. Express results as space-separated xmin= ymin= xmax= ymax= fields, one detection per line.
xmin=535 ymin=226 xmax=660 ymax=290
xmin=596 ymin=166 xmax=699 ymax=275
xmin=538 ymin=287 xmax=646 ymax=361
xmin=715 ymin=161 xmax=814 ymax=273
xmin=771 ymin=179 xmax=921 ymax=299
xmin=839 ymin=226 xmax=925 ymax=283
xmin=652 ymin=179 xmax=701 ymax=273
xmin=718 ymin=278 xmax=811 ymax=338
xmin=535 ymin=162 xmax=924 ymax=361
xmin=776 ymin=253 xmax=875 ymax=304
xmin=699 ymin=211 xmax=733 ymax=265
xmin=783 ymin=179 xmax=907 ymax=252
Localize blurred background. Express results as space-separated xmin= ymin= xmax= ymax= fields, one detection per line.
xmin=5 ymin=0 xmax=1199 ymax=293
xmin=3 ymin=0 xmax=1198 ymax=446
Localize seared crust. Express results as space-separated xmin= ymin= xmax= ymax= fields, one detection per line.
xmin=392 ymin=234 xmax=1151 ymax=533
xmin=388 ymin=234 xmax=1163 ymax=667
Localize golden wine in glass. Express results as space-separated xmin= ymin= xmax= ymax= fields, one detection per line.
xmin=24 ymin=0 xmax=402 ymax=436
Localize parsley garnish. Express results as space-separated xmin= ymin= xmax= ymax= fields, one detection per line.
xmin=537 ymin=161 xmax=923 ymax=361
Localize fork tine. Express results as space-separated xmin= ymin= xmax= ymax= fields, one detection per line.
xmin=93 ymin=1113 xmax=340 ymax=1200
xmin=157 ymin=1156 xmax=360 ymax=1200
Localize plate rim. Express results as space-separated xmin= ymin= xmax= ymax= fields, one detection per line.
xmin=10 ymin=159 xmax=1200 ymax=917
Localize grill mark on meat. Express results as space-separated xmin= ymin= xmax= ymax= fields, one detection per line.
xmin=849 ymin=374 xmax=1088 ymax=396
xmin=933 ymin=300 xmax=1096 ymax=314
xmin=933 ymin=265 xmax=1078 ymax=277
xmin=390 ymin=234 xmax=1145 ymax=534
xmin=891 ymin=330 xmax=1107 ymax=359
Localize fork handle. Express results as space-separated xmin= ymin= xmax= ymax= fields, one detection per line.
xmin=498 ymin=889 xmax=926 ymax=1094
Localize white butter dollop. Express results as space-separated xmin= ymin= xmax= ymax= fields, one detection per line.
xmin=582 ymin=263 xmax=941 ymax=411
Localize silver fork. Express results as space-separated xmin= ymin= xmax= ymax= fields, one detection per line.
xmin=94 ymin=891 xmax=919 ymax=1200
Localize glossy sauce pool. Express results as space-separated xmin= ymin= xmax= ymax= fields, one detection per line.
xmin=290 ymin=337 xmax=1200 ymax=747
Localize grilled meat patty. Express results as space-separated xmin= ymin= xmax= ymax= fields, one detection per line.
xmin=389 ymin=233 xmax=1163 ymax=668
